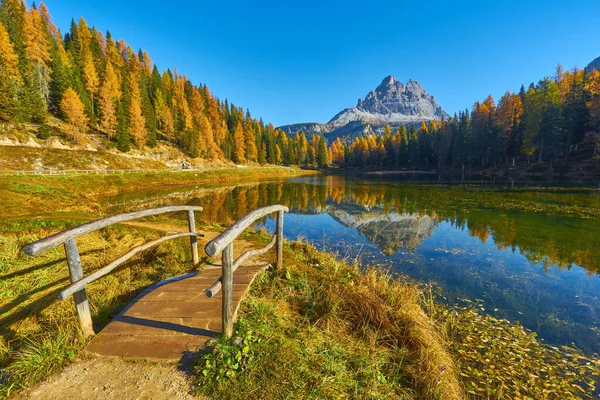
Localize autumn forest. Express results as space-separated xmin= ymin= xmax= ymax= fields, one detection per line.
xmin=0 ymin=0 xmax=599 ymax=172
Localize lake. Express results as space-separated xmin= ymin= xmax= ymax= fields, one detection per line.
xmin=103 ymin=174 xmax=600 ymax=355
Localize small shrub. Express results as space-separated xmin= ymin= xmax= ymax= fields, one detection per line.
xmin=196 ymin=324 xmax=258 ymax=383
xmin=36 ymin=124 xmax=53 ymax=140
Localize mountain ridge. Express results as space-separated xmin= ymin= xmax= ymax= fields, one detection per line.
xmin=278 ymin=76 xmax=448 ymax=143
xmin=587 ymin=56 xmax=600 ymax=72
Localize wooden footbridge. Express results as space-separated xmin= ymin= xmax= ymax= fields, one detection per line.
xmin=23 ymin=205 xmax=288 ymax=360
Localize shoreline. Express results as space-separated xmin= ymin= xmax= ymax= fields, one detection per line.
xmin=0 ymin=166 xmax=318 ymax=220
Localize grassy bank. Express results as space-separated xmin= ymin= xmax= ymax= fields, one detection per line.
xmin=1 ymin=218 xmax=598 ymax=399
xmin=0 ymin=166 xmax=315 ymax=219
xmin=194 ymin=238 xmax=599 ymax=399
xmin=195 ymin=238 xmax=462 ymax=399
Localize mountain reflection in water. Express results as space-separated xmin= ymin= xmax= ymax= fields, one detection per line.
xmin=103 ymin=174 xmax=600 ymax=354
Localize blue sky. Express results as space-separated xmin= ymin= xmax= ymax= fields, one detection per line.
xmin=42 ymin=0 xmax=600 ymax=126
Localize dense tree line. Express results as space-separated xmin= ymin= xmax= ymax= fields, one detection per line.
xmin=334 ymin=66 xmax=600 ymax=170
xmin=0 ymin=1 xmax=329 ymax=167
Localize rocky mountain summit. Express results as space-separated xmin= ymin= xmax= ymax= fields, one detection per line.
xmin=279 ymin=76 xmax=448 ymax=143
xmin=587 ymin=56 xmax=600 ymax=73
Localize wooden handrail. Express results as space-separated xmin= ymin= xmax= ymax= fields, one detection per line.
xmin=204 ymin=205 xmax=287 ymax=338
xmin=205 ymin=234 xmax=276 ymax=297
xmin=24 ymin=206 xmax=203 ymax=256
xmin=204 ymin=205 xmax=289 ymax=257
xmin=22 ymin=205 xmax=203 ymax=337
xmin=58 ymin=232 xmax=200 ymax=300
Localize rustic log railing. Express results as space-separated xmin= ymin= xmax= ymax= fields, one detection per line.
xmin=204 ymin=205 xmax=288 ymax=338
xmin=22 ymin=206 xmax=203 ymax=337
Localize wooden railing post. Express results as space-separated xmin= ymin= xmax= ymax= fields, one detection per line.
xmin=63 ymin=239 xmax=95 ymax=338
xmin=276 ymin=210 xmax=284 ymax=270
xmin=222 ymin=243 xmax=234 ymax=338
xmin=187 ymin=210 xmax=199 ymax=265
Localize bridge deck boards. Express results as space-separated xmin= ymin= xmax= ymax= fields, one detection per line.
xmin=86 ymin=263 xmax=268 ymax=360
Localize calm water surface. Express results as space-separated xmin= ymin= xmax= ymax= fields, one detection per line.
xmin=104 ymin=174 xmax=600 ymax=354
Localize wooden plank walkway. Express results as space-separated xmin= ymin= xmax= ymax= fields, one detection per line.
xmin=86 ymin=263 xmax=269 ymax=360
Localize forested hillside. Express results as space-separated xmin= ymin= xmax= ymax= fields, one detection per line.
xmin=0 ymin=0 xmax=329 ymax=167
xmin=0 ymin=0 xmax=598 ymax=174
xmin=333 ymin=66 xmax=600 ymax=172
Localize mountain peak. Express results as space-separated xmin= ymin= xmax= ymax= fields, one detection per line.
xmin=278 ymin=75 xmax=448 ymax=143
xmin=380 ymin=75 xmax=397 ymax=86
xmin=352 ymin=77 xmax=447 ymax=120
xmin=587 ymin=56 xmax=600 ymax=72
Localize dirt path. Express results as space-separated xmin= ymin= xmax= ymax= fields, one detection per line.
xmin=15 ymin=357 xmax=201 ymax=400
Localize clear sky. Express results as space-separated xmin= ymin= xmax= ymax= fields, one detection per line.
xmin=41 ymin=0 xmax=600 ymax=127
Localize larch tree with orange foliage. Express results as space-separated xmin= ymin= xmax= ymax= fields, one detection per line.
xmin=198 ymin=114 xmax=221 ymax=159
xmin=274 ymin=143 xmax=282 ymax=164
xmin=154 ymin=88 xmax=174 ymax=140
xmin=98 ymin=61 xmax=120 ymax=138
xmin=60 ymin=87 xmax=88 ymax=144
xmin=24 ymin=7 xmax=51 ymax=102
xmin=232 ymin=122 xmax=245 ymax=163
xmin=244 ymin=121 xmax=258 ymax=162
xmin=0 ymin=21 xmax=20 ymax=121
xmin=82 ymin=49 xmax=99 ymax=112
xmin=128 ymin=75 xmax=147 ymax=144
xmin=0 ymin=21 xmax=21 ymax=85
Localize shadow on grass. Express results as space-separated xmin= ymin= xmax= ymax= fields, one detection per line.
xmin=0 ymin=249 xmax=189 ymax=332
xmin=0 ymin=248 xmax=105 ymax=282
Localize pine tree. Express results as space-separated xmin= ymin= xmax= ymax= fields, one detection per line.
xmin=0 ymin=72 xmax=17 ymax=121
xmin=47 ymin=35 xmax=70 ymax=115
xmin=138 ymin=67 xmax=157 ymax=146
xmin=274 ymin=143 xmax=282 ymax=164
xmin=317 ymin=136 xmax=328 ymax=167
